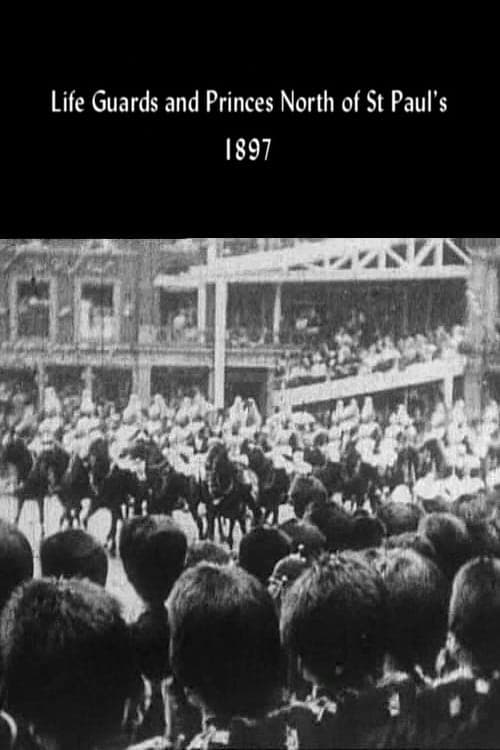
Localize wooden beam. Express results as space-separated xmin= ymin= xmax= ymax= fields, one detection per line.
xmin=214 ymin=278 xmax=227 ymax=408
xmin=273 ymin=283 xmax=282 ymax=344
xmin=415 ymin=238 xmax=437 ymax=266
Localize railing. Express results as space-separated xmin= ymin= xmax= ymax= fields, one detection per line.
xmin=273 ymin=356 xmax=466 ymax=409
xmin=156 ymin=325 xmax=207 ymax=347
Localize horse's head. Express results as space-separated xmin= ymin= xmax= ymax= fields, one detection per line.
xmin=207 ymin=440 xmax=226 ymax=468
xmin=88 ymin=437 xmax=110 ymax=477
xmin=245 ymin=445 xmax=267 ymax=478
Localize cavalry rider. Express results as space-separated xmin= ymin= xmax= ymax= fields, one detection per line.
xmin=16 ymin=430 xmax=70 ymax=533
xmin=87 ymin=433 xmax=139 ymax=555
xmin=59 ymin=426 xmax=93 ymax=529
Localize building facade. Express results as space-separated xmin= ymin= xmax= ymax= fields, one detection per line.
xmin=0 ymin=238 xmax=475 ymax=416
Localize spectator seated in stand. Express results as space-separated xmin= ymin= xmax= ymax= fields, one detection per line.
xmin=275 ymin=322 xmax=464 ymax=389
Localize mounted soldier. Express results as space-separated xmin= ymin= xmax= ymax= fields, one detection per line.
xmin=16 ymin=431 xmax=69 ymax=534
xmin=205 ymin=440 xmax=253 ymax=548
xmin=87 ymin=436 xmax=139 ymax=555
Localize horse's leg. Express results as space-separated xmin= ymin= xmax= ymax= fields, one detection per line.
xmin=107 ymin=505 xmax=121 ymax=555
xmin=193 ymin=498 xmax=204 ymax=539
xmin=227 ymin=517 xmax=235 ymax=549
xmin=15 ymin=495 xmax=24 ymax=526
xmin=238 ymin=509 xmax=247 ymax=540
xmin=73 ymin=500 xmax=83 ymax=528
xmin=38 ymin=496 xmax=45 ymax=537
xmin=59 ymin=506 xmax=69 ymax=530
xmin=206 ymin=502 xmax=215 ymax=541
xmin=80 ymin=498 xmax=91 ymax=529
xmin=272 ymin=499 xmax=279 ymax=527
xmin=250 ymin=494 xmax=261 ymax=526
xmin=217 ymin=513 xmax=226 ymax=544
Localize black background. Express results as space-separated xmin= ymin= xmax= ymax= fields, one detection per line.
xmin=2 ymin=30 xmax=498 ymax=237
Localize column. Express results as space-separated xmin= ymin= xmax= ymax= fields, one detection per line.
xmin=37 ymin=360 xmax=46 ymax=412
xmin=464 ymin=356 xmax=483 ymax=423
xmin=207 ymin=238 xmax=218 ymax=269
xmin=264 ymin=368 xmax=275 ymax=419
xmin=197 ymin=282 xmax=207 ymax=343
xmin=260 ymin=292 xmax=266 ymax=331
xmin=443 ymin=372 xmax=454 ymax=410
xmin=133 ymin=363 xmax=152 ymax=408
xmin=425 ymin=284 xmax=433 ymax=330
xmin=484 ymin=261 xmax=499 ymax=342
xmin=207 ymin=368 xmax=215 ymax=403
xmin=463 ymin=240 xmax=499 ymax=421
xmin=214 ymin=278 xmax=227 ymax=409
xmin=401 ymin=287 xmax=408 ymax=336
xmin=273 ymin=283 xmax=282 ymax=344
xmin=81 ymin=366 xmax=94 ymax=400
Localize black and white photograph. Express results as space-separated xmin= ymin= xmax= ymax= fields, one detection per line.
xmin=2 ymin=238 xmax=500 ymax=749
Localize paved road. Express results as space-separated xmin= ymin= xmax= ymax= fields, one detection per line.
xmin=1 ymin=494 xmax=295 ymax=622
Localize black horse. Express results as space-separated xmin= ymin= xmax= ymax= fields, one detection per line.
xmin=87 ymin=438 xmax=139 ymax=555
xmin=132 ymin=439 xmax=193 ymax=518
xmin=59 ymin=451 xmax=93 ymax=529
xmin=13 ymin=440 xmax=69 ymax=533
xmin=187 ymin=470 xmax=213 ymax=540
xmin=243 ymin=444 xmax=289 ymax=526
xmin=1 ymin=434 xmax=34 ymax=486
xmin=205 ymin=442 xmax=254 ymax=548
xmin=1 ymin=433 xmax=34 ymax=523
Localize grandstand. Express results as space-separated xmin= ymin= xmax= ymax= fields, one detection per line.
xmin=0 ymin=238 xmax=497 ymax=420
xmin=155 ymin=238 xmax=471 ymax=414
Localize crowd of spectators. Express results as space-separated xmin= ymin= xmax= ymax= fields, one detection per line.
xmin=1 ymin=373 xmax=500 ymax=746
xmin=275 ymin=319 xmax=465 ymax=389
xmin=3 ymin=451 xmax=500 ymax=746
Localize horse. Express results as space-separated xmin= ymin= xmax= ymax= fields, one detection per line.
xmin=87 ymin=437 xmax=139 ymax=555
xmin=58 ymin=450 xmax=93 ymax=529
xmin=205 ymin=442 xmax=254 ymax=548
xmin=131 ymin=438 xmax=194 ymax=519
xmin=0 ymin=433 xmax=34 ymax=524
xmin=1 ymin=433 xmax=34 ymax=487
xmin=14 ymin=439 xmax=69 ymax=534
xmin=149 ymin=461 xmax=192 ymax=517
xmin=187 ymin=469 xmax=212 ymax=540
xmin=314 ymin=458 xmax=344 ymax=497
xmin=243 ymin=444 xmax=289 ymax=526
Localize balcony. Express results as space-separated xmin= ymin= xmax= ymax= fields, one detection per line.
xmin=272 ymin=356 xmax=466 ymax=409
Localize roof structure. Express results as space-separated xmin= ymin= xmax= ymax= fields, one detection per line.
xmin=154 ymin=238 xmax=471 ymax=289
